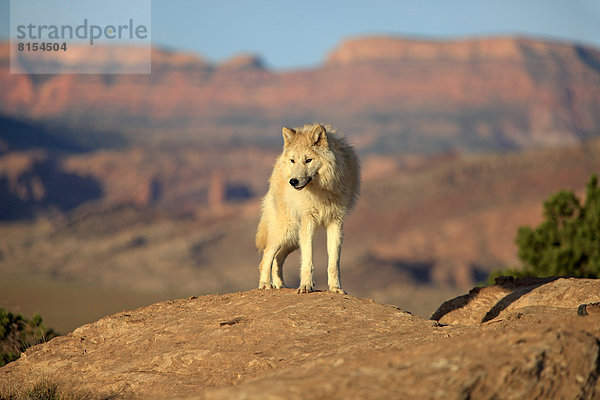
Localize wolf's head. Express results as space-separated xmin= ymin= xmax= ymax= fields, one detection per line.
xmin=281 ymin=124 xmax=329 ymax=191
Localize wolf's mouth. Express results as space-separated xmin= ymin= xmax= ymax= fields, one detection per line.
xmin=294 ymin=177 xmax=312 ymax=190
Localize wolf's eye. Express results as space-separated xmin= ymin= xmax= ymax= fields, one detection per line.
xmin=305 ymin=158 xmax=312 ymax=164
xmin=290 ymin=159 xmax=295 ymax=163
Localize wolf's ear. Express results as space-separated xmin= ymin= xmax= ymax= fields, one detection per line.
xmin=282 ymin=127 xmax=296 ymax=146
xmin=310 ymin=124 xmax=328 ymax=147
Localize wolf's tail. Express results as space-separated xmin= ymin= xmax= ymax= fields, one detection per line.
xmin=255 ymin=217 xmax=267 ymax=250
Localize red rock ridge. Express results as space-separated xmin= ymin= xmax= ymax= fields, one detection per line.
xmin=0 ymin=36 xmax=599 ymax=153
xmin=325 ymin=36 xmax=576 ymax=65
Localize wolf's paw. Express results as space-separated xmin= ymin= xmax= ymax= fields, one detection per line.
xmin=329 ymin=287 xmax=347 ymax=295
xmin=258 ymin=282 xmax=274 ymax=290
xmin=273 ymin=282 xmax=289 ymax=289
xmin=297 ymin=284 xmax=315 ymax=294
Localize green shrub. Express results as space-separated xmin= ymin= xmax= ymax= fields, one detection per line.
xmin=489 ymin=174 xmax=600 ymax=283
xmin=0 ymin=309 xmax=59 ymax=367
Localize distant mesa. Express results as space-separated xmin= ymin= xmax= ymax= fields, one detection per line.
xmin=151 ymin=47 xmax=211 ymax=69
xmin=325 ymin=35 xmax=571 ymax=65
xmin=219 ymin=53 xmax=265 ymax=70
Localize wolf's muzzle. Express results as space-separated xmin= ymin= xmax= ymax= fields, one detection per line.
xmin=289 ymin=177 xmax=312 ymax=190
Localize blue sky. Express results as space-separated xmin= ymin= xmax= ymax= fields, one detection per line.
xmin=2 ymin=0 xmax=599 ymax=69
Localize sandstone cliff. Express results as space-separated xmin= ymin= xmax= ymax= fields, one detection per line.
xmin=1 ymin=36 xmax=599 ymax=153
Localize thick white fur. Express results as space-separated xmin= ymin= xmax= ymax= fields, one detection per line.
xmin=256 ymin=123 xmax=360 ymax=293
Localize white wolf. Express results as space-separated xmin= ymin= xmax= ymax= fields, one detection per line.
xmin=256 ymin=123 xmax=360 ymax=293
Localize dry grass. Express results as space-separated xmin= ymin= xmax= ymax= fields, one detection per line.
xmin=0 ymin=375 xmax=104 ymax=400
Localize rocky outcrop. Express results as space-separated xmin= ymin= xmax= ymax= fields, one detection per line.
xmin=431 ymin=276 xmax=600 ymax=324
xmin=2 ymin=279 xmax=600 ymax=399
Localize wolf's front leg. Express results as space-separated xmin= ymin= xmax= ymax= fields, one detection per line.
xmin=327 ymin=219 xmax=346 ymax=294
xmin=258 ymin=247 xmax=277 ymax=289
xmin=298 ymin=216 xmax=316 ymax=293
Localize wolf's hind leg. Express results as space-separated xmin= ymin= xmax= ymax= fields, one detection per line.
xmin=258 ymin=246 xmax=278 ymax=289
xmin=272 ymin=245 xmax=297 ymax=289
xmin=326 ymin=219 xmax=347 ymax=294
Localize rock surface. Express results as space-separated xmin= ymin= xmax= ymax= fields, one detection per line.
xmin=2 ymin=278 xmax=600 ymax=399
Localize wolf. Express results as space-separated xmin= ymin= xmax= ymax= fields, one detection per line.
xmin=256 ymin=123 xmax=360 ymax=294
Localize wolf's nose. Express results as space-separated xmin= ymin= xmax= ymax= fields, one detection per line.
xmin=289 ymin=178 xmax=299 ymax=187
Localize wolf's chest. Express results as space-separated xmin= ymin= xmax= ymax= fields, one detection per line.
xmin=287 ymin=189 xmax=344 ymax=224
